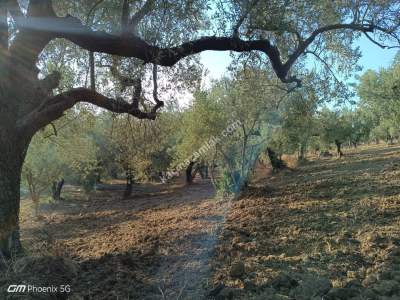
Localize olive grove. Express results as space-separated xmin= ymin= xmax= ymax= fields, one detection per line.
xmin=0 ymin=0 xmax=399 ymax=258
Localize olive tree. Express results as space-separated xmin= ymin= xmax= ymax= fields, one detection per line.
xmin=22 ymin=134 xmax=63 ymax=216
xmin=0 ymin=0 xmax=398 ymax=257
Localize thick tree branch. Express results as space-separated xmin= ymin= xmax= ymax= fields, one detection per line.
xmin=21 ymin=14 xmax=290 ymax=81
xmin=28 ymin=11 xmax=396 ymax=86
xmin=6 ymin=2 xmax=287 ymax=80
xmin=10 ymin=1 xmax=398 ymax=87
xmin=17 ymin=88 xmax=163 ymax=136
xmin=68 ymin=24 xmax=281 ymax=68
xmin=151 ymin=64 xmax=164 ymax=112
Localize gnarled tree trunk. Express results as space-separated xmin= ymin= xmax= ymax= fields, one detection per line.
xmin=0 ymin=132 xmax=29 ymax=258
xmin=0 ymin=54 xmax=33 ymax=258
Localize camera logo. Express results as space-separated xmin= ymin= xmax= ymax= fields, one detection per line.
xmin=7 ymin=285 xmax=27 ymax=293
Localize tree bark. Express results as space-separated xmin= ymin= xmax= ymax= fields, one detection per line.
xmin=335 ymin=140 xmax=343 ymax=157
xmin=0 ymin=134 xmax=28 ymax=258
xmin=204 ymin=164 xmax=209 ymax=179
xmin=186 ymin=161 xmax=195 ymax=184
xmin=0 ymin=61 xmax=32 ymax=258
xmin=267 ymin=147 xmax=286 ymax=171
xmin=51 ymin=178 xmax=64 ymax=201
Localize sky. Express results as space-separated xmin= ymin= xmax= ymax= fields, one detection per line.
xmin=356 ymin=36 xmax=398 ymax=72
xmin=200 ymin=35 xmax=399 ymax=83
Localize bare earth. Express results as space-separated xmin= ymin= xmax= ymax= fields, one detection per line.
xmin=211 ymin=144 xmax=400 ymax=299
xmin=10 ymin=144 xmax=400 ymax=299
xmin=20 ymin=177 xmax=229 ymax=299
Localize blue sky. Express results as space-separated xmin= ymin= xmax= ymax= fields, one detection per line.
xmin=356 ymin=36 xmax=398 ymax=72
xmin=200 ymin=35 xmax=399 ymax=81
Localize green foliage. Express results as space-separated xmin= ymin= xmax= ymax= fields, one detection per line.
xmin=317 ymin=108 xmax=352 ymax=149
xmin=357 ymin=53 xmax=400 ymax=143
xmin=22 ymin=135 xmax=64 ymax=202
xmin=175 ymin=88 xmax=226 ymax=163
xmin=269 ymin=88 xmax=319 ymax=158
xmin=110 ymin=111 xmax=179 ymax=181
xmin=175 ymin=66 xmax=287 ymax=192
xmin=24 ymin=1 xmax=400 ymax=198
xmin=23 ymin=110 xmax=101 ymax=200
xmin=63 ymin=134 xmax=99 ymax=193
xmin=27 ymin=0 xmax=400 ymax=185
xmin=24 ymin=51 xmax=400 ymax=200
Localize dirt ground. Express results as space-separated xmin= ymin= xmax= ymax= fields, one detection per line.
xmin=3 ymin=144 xmax=400 ymax=299
xmin=16 ymin=177 xmax=229 ymax=299
xmin=211 ymin=144 xmax=400 ymax=299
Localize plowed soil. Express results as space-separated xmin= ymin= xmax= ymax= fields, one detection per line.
xmin=19 ymin=177 xmax=228 ymax=299
xmin=9 ymin=144 xmax=400 ymax=300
